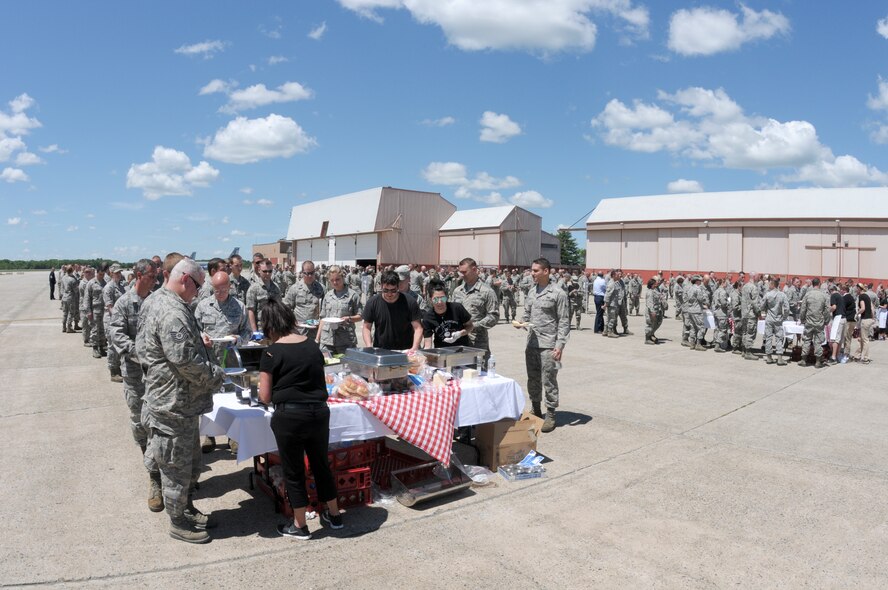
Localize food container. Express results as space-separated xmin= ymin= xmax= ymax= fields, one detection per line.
xmin=390 ymin=461 xmax=473 ymax=507
xmin=421 ymin=346 xmax=486 ymax=370
xmin=343 ymin=347 xmax=410 ymax=381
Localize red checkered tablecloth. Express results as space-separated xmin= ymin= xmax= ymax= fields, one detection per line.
xmin=328 ymin=383 xmax=461 ymax=465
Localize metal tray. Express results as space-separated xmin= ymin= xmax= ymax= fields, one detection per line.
xmin=390 ymin=461 xmax=473 ymax=507
xmin=347 ymin=364 xmax=408 ymax=381
xmin=421 ymin=346 xmax=486 ymax=368
xmin=342 ymin=347 xmax=409 ymax=367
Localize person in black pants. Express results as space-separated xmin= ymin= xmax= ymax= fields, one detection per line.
xmin=258 ymin=297 xmax=342 ymax=539
xmin=49 ymin=267 xmax=56 ymax=300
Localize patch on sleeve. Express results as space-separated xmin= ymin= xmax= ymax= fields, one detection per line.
xmin=169 ymin=330 xmax=187 ymax=343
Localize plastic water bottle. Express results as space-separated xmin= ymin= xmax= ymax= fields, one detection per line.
xmin=487 ymin=355 xmax=496 ymax=378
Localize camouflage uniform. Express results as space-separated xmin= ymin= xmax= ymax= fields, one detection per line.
xmin=229 ymin=273 xmax=250 ymax=306
xmin=246 ymin=280 xmax=282 ymax=331
xmin=137 ymin=288 xmax=223 ymax=523
xmin=500 ymin=273 xmax=517 ymax=322
xmin=711 ymin=285 xmax=729 ymax=350
xmin=627 ymin=276 xmax=642 ymax=315
xmin=318 ymin=287 xmax=363 ymax=354
xmin=740 ymin=281 xmax=763 ymax=351
xmin=86 ymin=276 xmax=108 ymax=354
xmin=452 ymin=279 xmax=499 ymax=363
xmin=103 ymin=278 xmax=126 ymax=374
xmin=644 ymin=285 xmax=668 ymax=342
xmin=567 ymin=282 xmax=584 ymax=329
xmin=60 ymin=273 xmax=79 ymax=331
xmin=603 ymin=277 xmax=624 ymax=335
xmin=523 ymin=282 xmax=570 ymax=411
xmin=762 ymin=287 xmax=789 ymax=357
xmin=194 ymin=295 xmax=252 ymax=363
xmin=79 ymin=277 xmax=92 ymax=345
xmin=799 ymin=288 xmax=830 ymax=363
xmin=284 ymin=279 xmax=325 ymax=338
xmin=685 ymin=282 xmax=706 ymax=348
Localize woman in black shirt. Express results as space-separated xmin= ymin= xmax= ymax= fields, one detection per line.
xmin=258 ymin=297 xmax=342 ymax=539
xmin=421 ymin=280 xmax=474 ymax=348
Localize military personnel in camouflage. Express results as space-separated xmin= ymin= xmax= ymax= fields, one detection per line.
xmin=674 ymin=275 xmax=685 ymax=319
xmin=711 ymin=278 xmax=730 ymax=352
xmin=284 ymin=260 xmax=325 ymax=339
xmin=685 ymin=275 xmax=708 ymax=351
xmin=452 ymin=257 xmax=499 ymax=366
xmin=79 ymin=268 xmax=95 ymax=348
xmin=566 ymin=279 xmax=584 ymax=329
xmin=798 ymin=277 xmax=830 ymax=368
xmin=246 ymin=259 xmax=282 ymax=333
xmin=519 ymin=270 xmax=533 ymax=308
xmin=317 ymin=266 xmax=363 ymax=354
xmin=644 ymin=277 xmax=668 ymax=344
xmin=762 ymin=277 xmax=790 ymax=365
xmin=729 ymin=276 xmax=744 ymax=353
xmin=195 ymin=271 xmax=252 ymax=364
xmin=103 ymin=264 xmax=127 ymax=380
xmin=500 ymin=271 xmax=517 ymax=323
xmin=740 ymin=273 xmax=763 ymax=360
xmin=627 ymin=273 xmax=642 ymax=315
xmin=228 ymin=254 xmax=251 ymax=305
xmin=137 ymin=258 xmax=224 ymax=544
xmin=109 ymin=259 xmax=164 ymax=513
xmin=86 ymin=265 xmax=109 ymax=358
xmin=785 ymin=277 xmax=801 ymax=322
xmin=518 ymin=257 xmax=570 ymax=433
xmin=602 ymin=269 xmax=624 ymax=338
xmin=195 ymin=258 xmax=226 ymax=307
xmin=60 ymin=266 xmax=80 ymax=333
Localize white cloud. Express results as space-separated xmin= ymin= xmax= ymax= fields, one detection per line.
xmin=878 ymin=17 xmax=888 ymax=39
xmin=231 ymin=229 xmax=247 ymax=236
xmin=15 ymin=152 xmax=42 ymax=166
xmin=511 ymin=190 xmax=554 ymax=208
xmin=31 ymin=209 xmax=46 ymax=215
xmin=592 ymin=85 xmax=888 ymax=188
xmin=126 ymin=146 xmax=220 ymax=199
xmin=1 ymin=167 xmax=29 ymax=183
xmin=174 ymin=40 xmax=227 ymax=59
xmin=867 ymin=76 xmax=888 ymax=113
xmin=337 ymin=0 xmax=649 ymax=54
xmin=667 ymin=179 xmax=704 ymax=193
xmin=268 ymin=55 xmax=289 ymax=65
xmin=39 ymin=144 xmax=66 ymax=154
xmin=256 ymin=198 xmax=274 ymax=206
xmin=421 ymin=116 xmax=456 ymax=127
xmin=109 ymin=201 xmax=145 ymax=211
xmin=0 ymin=93 xmax=41 ymax=136
xmin=199 ymin=79 xmax=235 ymax=95
xmin=0 ymin=136 xmax=26 ymax=162
xmin=242 ymin=199 xmax=254 ymax=205
xmin=309 ymin=22 xmax=328 ymax=40
xmin=260 ymin=21 xmax=284 ymax=39
xmin=85 ymin=213 xmax=95 ymax=218
xmin=240 ymin=186 xmax=254 ymax=194
xmin=221 ymin=216 xmax=230 ymax=224
xmin=479 ymin=111 xmax=522 ymax=143
xmin=66 ymin=225 xmax=78 ymax=232
xmin=221 ymin=82 xmax=313 ymax=113
xmin=422 ymin=161 xmax=551 ymax=207
xmin=7 ymin=217 xmax=21 ymax=225
xmin=668 ymin=5 xmax=790 ymax=56
xmin=203 ymin=114 xmax=317 ymax=164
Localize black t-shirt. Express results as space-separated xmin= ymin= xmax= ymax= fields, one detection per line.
xmin=829 ymin=292 xmax=843 ymax=317
xmin=362 ymin=293 xmax=420 ymax=350
xmin=259 ymin=339 xmax=327 ymax=404
xmin=859 ymin=294 xmax=873 ymax=320
xmin=842 ymin=293 xmax=856 ymax=321
xmin=421 ymin=302 xmax=472 ymax=348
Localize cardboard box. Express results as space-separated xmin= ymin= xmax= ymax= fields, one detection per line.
xmin=474 ymin=412 xmax=544 ymax=471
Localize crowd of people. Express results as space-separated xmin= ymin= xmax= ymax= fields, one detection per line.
xmin=50 ymin=252 xmax=573 ymax=544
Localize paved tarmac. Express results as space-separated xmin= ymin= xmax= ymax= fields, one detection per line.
xmin=1 ymin=271 xmax=887 ymax=589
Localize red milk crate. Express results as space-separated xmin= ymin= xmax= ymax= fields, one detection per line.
xmin=371 ymin=448 xmax=428 ymax=490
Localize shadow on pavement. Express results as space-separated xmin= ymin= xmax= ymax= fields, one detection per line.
xmin=556 ymin=410 xmax=592 ymax=428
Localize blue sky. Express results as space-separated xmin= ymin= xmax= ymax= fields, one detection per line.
xmin=2 ymin=1 xmax=888 ymax=260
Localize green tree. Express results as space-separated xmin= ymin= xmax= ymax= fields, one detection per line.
xmin=557 ymin=229 xmax=585 ymax=267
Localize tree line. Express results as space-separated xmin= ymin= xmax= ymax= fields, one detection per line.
xmin=0 ymin=259 xmax=123 ymax=271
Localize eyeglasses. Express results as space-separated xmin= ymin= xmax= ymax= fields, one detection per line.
xmin=381 ymin=288 xmax=399 ymax=294
xmin=303 ymin=271 xmax=316 ymax=276
xmin=188 ymin=275 xmax=203 ymax=290
xmin=431 ymin=296 xmax=447 ymax=304
xmin=261 ymin=270 xmax=273 ymax=274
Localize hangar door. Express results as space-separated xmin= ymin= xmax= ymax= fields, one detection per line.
xmin=742 ymin=227 xmax=788 ymax=274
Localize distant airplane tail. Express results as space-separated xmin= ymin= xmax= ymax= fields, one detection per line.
xmin=189 ymin=251 xmax=197 ymax=260
xmin=230 ymin=247 xmax=240 ymax=257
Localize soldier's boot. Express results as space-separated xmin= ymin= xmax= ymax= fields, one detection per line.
xmin=110 ymin=368 xmax=123 ymax=383
xmin=681 ymin=339 xmax=690 ymax=347
xmin=776 ymin=355 xmax=787 ymax=366
xmin=73 ymin=322 xmax=81 ymax=331
xmin=169 ymin=517 xmax=210 ymax=544
xmin=714 ymin=344 xmax=727 ymax=353
xmin=228 ymin=438 xmax=239 ymax=455
xmin=694 ymin=343 xmax=708 ymax=352
xmin=201 ymin=436 xmax=216 ymax=453
xmin=531 ymin=402 xmax=543 ymax=419
xmin=732 ymin=348 xmax=744 ymax=355
xmin=814 ymin=358 xmax=825 ymax=369
xmin=622 ymin=330 xmax=634 ymax=336
xmin=185 ymin=497 xmax=214 ymax=529
xmin=765 ymin=354 xmax=776 ymax=364
xmin=797 ymin=358 xmax=809 ymax=367
xmin=744 ymin=351 xmax=759 ymax=361
xmin=100 ymin=348 xmax=108 ymax=357
xmin=644 ymin=336 xmax=655 ymax=345
xmin=148 ymin=472 xmax=164 ymax=512
xmin=606 ymin=332 xmax=619 ymax=339
xmin=92 ymin=347 xmax=102 ymax=359
xmin=541 ymin=410 xmax=556 ymax=433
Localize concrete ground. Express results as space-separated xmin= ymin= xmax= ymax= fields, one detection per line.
xmin=1 ymin=271 xmax=887 ymax=589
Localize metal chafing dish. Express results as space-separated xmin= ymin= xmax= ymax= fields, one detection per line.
xmin=421 ymin=346 xmax=486 ymax=370
xmin=220 ymin=344 xmax=265 ymax=405
xmin=343 ymin=347 xmax=410 ymax=381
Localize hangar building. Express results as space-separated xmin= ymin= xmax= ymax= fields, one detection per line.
xmin=438 ymin=205 xmax=542 ymax=267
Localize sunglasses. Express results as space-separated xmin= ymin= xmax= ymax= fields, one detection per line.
xmin=431 ymin=296 xmax=447 ymax=304
xmin=381 ymin=288 xmax=399 ymax=294
xmin=188 ymin=275 xmax=203 ymax=290
xmin=261 ymin=270 xmax=273 ymax=274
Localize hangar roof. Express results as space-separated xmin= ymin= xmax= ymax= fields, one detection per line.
xmin=586 ymin=187 xmax=888 ymax=225
xmin=440 ymin=205 xmax=516 ymax=231
xmin=286 ymin=187 xmax=382 ymax=240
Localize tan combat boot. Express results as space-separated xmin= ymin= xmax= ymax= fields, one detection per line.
xmin=541 ymin=410 xmax=556 ymax=433
xmin=169 ymin=518 xmax=210 ymax=544
xmin=148 ymin=472 xmax=164 ymax=513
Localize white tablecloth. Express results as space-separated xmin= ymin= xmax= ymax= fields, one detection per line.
xmin=782 ymin=321 xmax=804 ymax=336
xmin=200 ymin=375 xmax=525 ymax=463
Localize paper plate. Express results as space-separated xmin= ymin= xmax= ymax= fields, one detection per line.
xmin=321 ymin=317 xmax=345 ymax=323
xmin=210 ymin=335 xmax=237 ymax=343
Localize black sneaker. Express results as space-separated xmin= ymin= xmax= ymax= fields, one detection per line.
xmin=321 ymin=510 xmax=343 ymax=529
xmin=278 ymin=522 xmax=311 ymax=540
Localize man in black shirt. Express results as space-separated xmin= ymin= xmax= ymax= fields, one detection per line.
xmin=361 ymin=270 xmax=422 ymax=352
xmin=421 ymin=280 xmax=473 ymax=348
xmin=839 ymin=284 xmax=857 ymax=362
